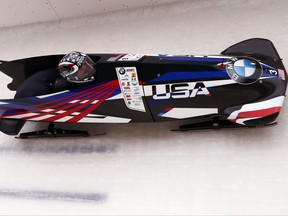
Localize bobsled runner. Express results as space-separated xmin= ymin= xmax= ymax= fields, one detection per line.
xmin=0 ymin=38 xmax=287 ymax=138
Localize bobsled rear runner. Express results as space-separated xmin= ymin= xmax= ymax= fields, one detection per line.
xmin=0 ymin=38 xmax=287 ymax=137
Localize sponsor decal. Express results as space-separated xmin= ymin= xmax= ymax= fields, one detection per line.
xmin=107 ymin=54 xmax=124 ymax=62
xmin=226 ymin=57 xmax=262 ymax=84
xmin=118 ymin=54 xmax=144 ymax=61
xmin=116 ymin=67 xmax=146 ymax=112
xmin=119 ymin=67 xmax=126 ymax=75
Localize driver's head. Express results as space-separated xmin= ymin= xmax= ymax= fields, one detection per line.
xmin=57 ymin=51 xmax=96 ymax=84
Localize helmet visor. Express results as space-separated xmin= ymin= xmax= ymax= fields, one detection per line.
xmin=58 ymin=53 xmax=96 ymax=83
xmin=66 ymin=63 xmax=95 ymax=83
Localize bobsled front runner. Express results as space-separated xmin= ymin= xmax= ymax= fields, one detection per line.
xmin=0 ymin=38 xmax=287 ymax=137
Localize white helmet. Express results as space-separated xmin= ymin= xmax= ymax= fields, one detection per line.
xmin=57 ymin=51 xmax=96 ymax=83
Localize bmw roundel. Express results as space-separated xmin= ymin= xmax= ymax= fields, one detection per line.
xmin=119 ymin=68 xmax=126 ymax=75
xmin=226 ymin=57 xmax=262 ymax=84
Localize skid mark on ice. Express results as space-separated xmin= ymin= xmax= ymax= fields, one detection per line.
xmin=0 ymin=143 xmax=117 ymax=154
xmin=0 ymin=188 xmax=107 ymax=203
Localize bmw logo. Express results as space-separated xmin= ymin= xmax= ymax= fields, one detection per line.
xmin=226 ymin=57 xmax=262 ymax=84
xmin=119 ymin=68 xmax=126 ymax=75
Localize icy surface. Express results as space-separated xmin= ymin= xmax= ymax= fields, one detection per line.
xmin=0 ymin=0 xmax=288 ymax=215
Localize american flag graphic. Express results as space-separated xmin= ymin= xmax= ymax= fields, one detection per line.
xmin=0 ymin=80 xmax=131 ymax=123
xmin=278 ymin=69 xmax=286 ymax=80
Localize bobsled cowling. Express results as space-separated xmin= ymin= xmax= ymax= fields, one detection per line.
xmin=0 ymin=38 xmax=287 ymax=136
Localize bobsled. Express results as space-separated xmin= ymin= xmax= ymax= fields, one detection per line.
xmin=0 ymin=38 xmax=287 ymax=138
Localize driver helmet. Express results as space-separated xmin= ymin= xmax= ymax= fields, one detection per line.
xmin=57 ymin=51 xmax=96 ymax=83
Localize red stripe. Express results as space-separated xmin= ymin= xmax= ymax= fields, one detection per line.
xmin=164 ymin=107 xmax=173 ymax=111
xmin=25 ymin=82 xmax=110 ymax=109
xmin=236 ymin=107 xmax=281 ymax=119
xmin=23 ymin=84 xmax=113 ymax=120
xmin=67 ymin=83 xmax=119 ymax=122
xmin=3 ymin=81 xmax=117 ymax=118
xmin=3 ymin=84 xmax=99 ymax=117
xmin=44 ymin=80 xmax=119 ymax=122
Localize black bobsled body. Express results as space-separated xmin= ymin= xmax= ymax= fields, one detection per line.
xmin=0 ymin=38 xmax=287 ymax=136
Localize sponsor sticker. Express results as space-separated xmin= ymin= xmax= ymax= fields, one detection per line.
xmin=116 ymin=67 xmax=146 ymax=112
xmin=118 ymin=54 xmax=144 ymax=61
xmin=226 ymin=57 xmax=262 ymax=84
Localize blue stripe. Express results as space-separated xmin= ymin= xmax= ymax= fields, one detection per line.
xmin=261 ymin=64 xmax=276 ymax=70
xmin=0 ymin=103 xmax=26 ymax=109
xmin=160 ymin=57 xmax=225 ymax=63
xmin=36 ymin=81 xmax=111 ymax=101
xmin=109 ymin=87 xmax=121 ymax=97
xmin=150 ymin=71 xmax=229 ymax=82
